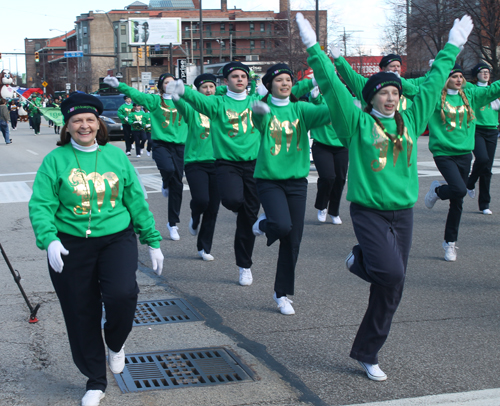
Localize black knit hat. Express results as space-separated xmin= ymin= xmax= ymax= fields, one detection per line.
xmin=379 ymin=54 xmax=402 ymax=69
xmin=262 ymin=63 xmax=294 ymax=88
xmin=157 ymin=73 xmax=175 ymax=91
xmin=222 ymin=62 xmax=250 ymax=78
xmin=362 ymin=72 xmax=402 ymax=104
xmin=60 ymin=93 xmax=103 ymax=123
xmin=194 ymin=73 xmax=217 ymax=89
xmin=471 ymin=62 xmax=490 ymax=78
xmin=449 ymin=64 xmax=463 ymax=77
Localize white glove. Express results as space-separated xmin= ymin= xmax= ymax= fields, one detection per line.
xmin=149 ymin=247 xmax=164 ymax=276
xmin=296 ymin=13 xmax=317 ymax=49
xmin=134 ymin=120 xmax=141 ymax=124
xmin=171 ymin=93 xmax=180 ymax=102
xmin=310 ymin=86 xmax=320 ymax=99
xmin=353 ymin=99 xmax=363 ymax=110
xmin=164 ymin=80 xmax=185 ymax=98
xmin=311 ymin=75 xmax=318 ymax=87
xmin=251 ymin=101 xmax=271 ymax=115
xmin=103 ymin=75 xmax=120 ymax=88
xmin=428 ymin=59 xmax=434 ymax=67
xmin=491 ymin=99 xmax=500 ymax=111
xmin=448 ymin=15 xmax=473 ymax=49
xmin=146 ymin=124 xmax=151 ymax=128
xmin=47 ymin=240 xmax=69 ymax=273
xmin=257 ymin=83 xmax=268 ymax=97
xmin=125 ymin=116 xmax=129 ymax=122
xmin=329 ymin=43 xmax=341 ymax=59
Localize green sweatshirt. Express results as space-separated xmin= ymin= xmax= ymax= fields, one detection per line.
xmin=143 ymin=111 xmax=152 ymax=133
xmin=117 ymin=102 xmax=133 ymax=125
xmin=174 ymin=97 xmax=215 ymax=165
xmin=129 ymin=110 xmax=146 ymax=131
xmin=253 ymin=99 xmax=331 ymax=179
xmin=428 ymin=82 xmax=500 ymax=156
xmin=308 ymin=42 xmax=460 ymax=210
xmin=334 ymin=56 xmax=413 ymax=110
xmin=470 ymin=83 xmax=499 ymax=129
xmin=29 ymin=143 xmax=162 ymax=250
xmin=309 ymin=92 xmax=345 ymax=147
xmin=118 ymin=83 xmax=188 ymax=144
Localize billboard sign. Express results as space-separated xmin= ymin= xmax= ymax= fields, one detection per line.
xmin=128 ymin=18 xmax=182 ymax=46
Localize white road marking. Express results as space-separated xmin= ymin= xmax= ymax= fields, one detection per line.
xmin=0 ymin=182 xmax=33 ymax=203
xmin=0 ymin=172 xmax=37 ymax=177
xmin=26 ymin=150 xmax=38 ymax=155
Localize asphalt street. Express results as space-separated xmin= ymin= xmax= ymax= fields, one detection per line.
xmin=0 ymin=120 xmax=499 ymax=406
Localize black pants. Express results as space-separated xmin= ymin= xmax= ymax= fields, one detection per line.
xmin=49 ymin=225 xmax=139 ymax=392
xmin=434 ymin=153 xmax=472 ymax=242
xmin=185 ymin=162 xmax=221 ymax=254
xmin=10 ymin=112 xmax=17 ymax=129
xmin=141 ymin=131 xmax=152 ymax=152
xmin=152 ymin=140 xmax=185 ymax=226
xmin=312 ymin=141 xmax=349 ymax=216
xmin=130 ymin=130 xmax=144 ymax=153
xmin=123 ymin=123 xmax=132 ymax=153
xmin=256 ymin=178 xmax=307 ymax=296
xmin=32 ymin=115 xmax=41 ymax=134
xmin=349 ymin=203 xmax=413 ymax=365
xmin=215 ymin=159 xmax=260 ymax=269
xmin=467 ymin=128 xmax=498 ymax=210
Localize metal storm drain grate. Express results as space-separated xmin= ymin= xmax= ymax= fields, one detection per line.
xmin=113 ymin=347 xmax=255 ymax=393
xmin=132 ymin=299 xmax=203 ymax=326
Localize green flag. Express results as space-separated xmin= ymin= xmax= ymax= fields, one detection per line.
xmin=39 ymin=107 xmax=64 ymax=127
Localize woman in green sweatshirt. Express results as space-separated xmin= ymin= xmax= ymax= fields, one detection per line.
xmin=297 ymin=12 xmax=471 ymax=381
xmin=424 ymin=64 xmax=500 ymax=261
xmin=28 ymin=93 xmax=164 ymax=406
xmin=465 ymin=63 xmax=500 ymax=215
xmin=129 ymin=103 xmax=146 ymax=157
xmin=104 ymin=73 xmax=188 ymax=242
xmin=250 ymin=63 xmax=331 ymax=315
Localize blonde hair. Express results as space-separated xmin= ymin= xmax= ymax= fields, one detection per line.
xmin=440 ymin=77 xmax=475 ymax=126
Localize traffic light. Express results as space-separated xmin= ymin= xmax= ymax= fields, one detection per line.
xmin=138 ymin=48 xmax=143 ymax=58
xmin=146 ymin=46 xmax=150 ymax=57
xmin=35 ymin=52 xmax=40 ymax=63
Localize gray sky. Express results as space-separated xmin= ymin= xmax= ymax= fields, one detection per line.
xmin=0 ymin=0 xmax=387 ymax=76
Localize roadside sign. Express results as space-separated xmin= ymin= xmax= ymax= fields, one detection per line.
xmin=64 ymin=51 xmax=84 ymax=58
xmin=141 ymin=72 xmax=152 ymax=83
xmin=65 ymin=83 xmax=71 ymax=90
xmin=177 ymin=59 xmax=187 ymax=83
xmin=42 ymin=81 xmax=48 ymax=87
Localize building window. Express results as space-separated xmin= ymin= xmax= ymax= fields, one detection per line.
xmin=193 ymin=41 xmax=197 ymax=49
xmin=221 ymin=41 xmax=226 ymax=49
xmin=121 ymin=43 xmax=127 ymax=53
xmin=250 ymin=23 xmax=255 ymax=31
xmin=229 ymin=23 xmax=234 ymax=32
xmin=250 ymin=40 xmax=255 ymax=50
xmin=220 ymin=23 xmax=225 ymax=32
xmin=260 ymin=40 xmax=265 ymax=48
xmin=83 ymin=26 xmax=88 ymax=36
xmin=260 ymin=23 xmax=265 ymax=32
xmin=83 ymin=44 xmax=88 ymax=53
xmin=121 ymin=25 xmax=126 ymax=35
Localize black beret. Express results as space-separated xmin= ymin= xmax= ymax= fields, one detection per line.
xmin=262 ymin=63 xmax=294 ymax=88
xmin=362 ymin=72 xmax=402 ymax=104
xmin=379 ymin=54 xmax=402 ymax=69
xmin=222 ymin=62 xmax=249 ymax=78
xmin=157 ymin=73 xmax=175 ymax=91
xmin=194 ymin=73 xmax=217 ymax=89
xmin=60 ymin=93 xmax=103 ymax=123
xmin=471 ymin=62 xmax=490 ymax=78
xmin=449 ymin=64 xmax=463 ymax=77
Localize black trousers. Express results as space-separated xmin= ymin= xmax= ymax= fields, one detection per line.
xmin=141 ymin=131 xmax=152 ymax=152
xmin=256 ymin=178 xmax=308 ymax=295
xmin=185 ymin=162 xmax=221 ymax=254
xmin=49 ymin=225 xmax=139 ymax=392
xmin=123 ymin=123 xmax=132 ymax=153
xmin=215 ymin=159 xmax=260 ymax=269
xmin=434 ymin=153 xmax=472 ymax=242
xmin=152 ymin=140 xmax=185 ymax=226
xmin=32 ymin=115 xmax=41 ymax=134
xmin=312 ymin=141 xmax=349 ymax=216
xmin=349 ymin=203 xmax=413 ymax=365
xmin=130 ymin=130 xmax=144 ymax=153
xmin=467 ymin=128 xmax=498 ymax=210
xmin=10 ymin=112 xmax=17 ymax=129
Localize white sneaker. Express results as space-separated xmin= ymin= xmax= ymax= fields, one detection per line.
xmin=147 ymin=151 xmax=151 ymax=156
xmin=81 ymin=390 xmax=105 ymax=406
xmin=126 ymin=151 xmax=131 ymax=156
xmin=238 ymin=267 xmax=253 ymax=286
xmin=317 ymin=209 xmax=327 ymax=222
xmin=443 ymin=241 xmax=457 ymax=261
xmin=167 ymin=223 xmax=180 ymax=240
xmin=131 ymin=144 xmax=135 ymax=149
xmin=189 ymin=218 xmax=199 ymax=236
xmin=252 ymin=213 xmax=266 ymax=236
xmin=482 ymin=209 xmax=493 ymax=215
xmin=198 ymin=249 xmax=214 ymax=261
xmin=108 ymin=345 xmax=125 ymax=374
xmin=425 ymin=180 xmax=442 ymax=209
xmin=273 ymin=292 xmax=295 ymax=315
xmin=161 ymin=186 xmax=169 ymax=198
xmin=331 ymin=215 xmax=342 ymax=225
xmin=467 ymin=189 xmax=475 ymax=198
xmin=345 ymin=251 xmax=355 ymax=271
xmin=357 ymin=361 xmax=387 ymax=381
xmin=136 ymin=154 xmax=141 ymax=158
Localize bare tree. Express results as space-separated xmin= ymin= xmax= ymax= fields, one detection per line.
xmin=379 ymin=8 xmax=407 ymax=55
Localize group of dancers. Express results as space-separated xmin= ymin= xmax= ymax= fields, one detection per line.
xmin=105 ymin=13 xmax=497 ymax=384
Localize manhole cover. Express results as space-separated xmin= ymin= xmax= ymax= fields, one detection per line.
xmin=113 ymin=347 xmax=255 ymax=393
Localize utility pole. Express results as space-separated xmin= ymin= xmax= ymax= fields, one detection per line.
xmin=136 ymin=47 xmax=140 ymax=90
xmin=199 ymin=0 xmax=204 ymax=73
xmin=339 ymin=27 xmax=363 ymax=56
xmin=315 ymin=0 xmax=319 ymax=44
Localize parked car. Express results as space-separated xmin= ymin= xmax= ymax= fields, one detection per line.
xmin=91 ymin=93 xmax=125 ymax=140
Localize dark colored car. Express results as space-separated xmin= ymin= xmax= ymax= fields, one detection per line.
xmin=91 ymin=93 xmax=125 ymax=140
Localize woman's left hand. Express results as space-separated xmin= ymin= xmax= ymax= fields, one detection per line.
xmin=149 ymin=247 xmax=164 ymax=275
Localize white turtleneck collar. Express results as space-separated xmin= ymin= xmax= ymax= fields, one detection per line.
xmin=447 ymin=89 xmax=459 ymax=95
xmin=71 ymin=137 xmax=98 ymax=152
xmin=477 ymin=81 xmax=488 ymax=87
xmin=371 ymin=108 xmax=395 ymax=119
xmin=226 ymin=89 xmax=247 ymax=101
xmin=271 ymin=96 xmax=290 ymax=106
xmin=162 ymin=93 xmax=173 ymax=100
